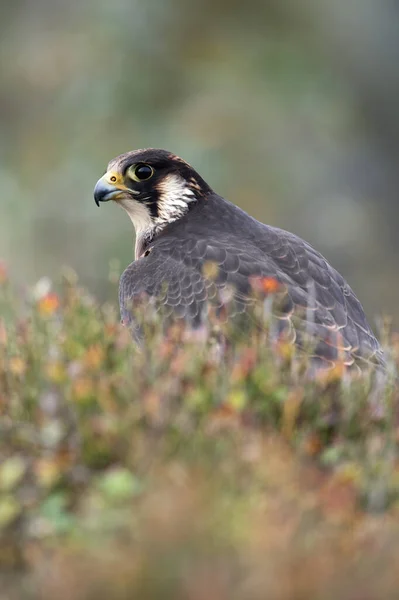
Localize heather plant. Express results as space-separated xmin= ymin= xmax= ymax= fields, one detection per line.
xmin=1 ymin=264 xmax=399 ymax=599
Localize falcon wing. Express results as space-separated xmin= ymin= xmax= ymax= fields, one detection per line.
xmin=256 ymin=226 xmax=384 ymax=367
xmin=119 ymin=225 xmax=384 ymax=368
xmin=119 ymin=249 xmax=212 ymax=336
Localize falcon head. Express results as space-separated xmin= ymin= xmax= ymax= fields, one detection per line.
xmin=94 ymin=149 xmax=212 ymax=252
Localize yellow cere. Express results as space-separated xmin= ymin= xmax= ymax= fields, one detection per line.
xmin=103 ymin=171 xmax=129 ymax=191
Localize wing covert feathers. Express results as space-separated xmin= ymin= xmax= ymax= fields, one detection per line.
xmin=119 ymin=195 xmax=384 ymax=369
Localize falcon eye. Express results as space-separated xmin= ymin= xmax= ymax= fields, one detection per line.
xmin=128 ymin=163 xmax=154 ymax=182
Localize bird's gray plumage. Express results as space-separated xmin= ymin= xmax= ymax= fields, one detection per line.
xmin=95 ymin=148 xmax=385 ymax=370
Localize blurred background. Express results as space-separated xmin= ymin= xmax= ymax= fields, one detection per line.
xmin=1 ymin=0 xmax=399 ymax=325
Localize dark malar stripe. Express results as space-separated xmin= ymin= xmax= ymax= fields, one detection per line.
xmin=146 ymin=200 xmax=159 ymax=220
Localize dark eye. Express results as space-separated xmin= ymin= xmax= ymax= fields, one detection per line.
xmin=128 ymin=163 xmax=154 ymax=182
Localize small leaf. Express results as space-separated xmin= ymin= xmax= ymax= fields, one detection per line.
xmin=98 ymin=468 xmax=143 ymax=502
xmin=0 ymin=496 xmax=20 ymax=528
xmin=0 ymin=457 xmax=26 ymax=491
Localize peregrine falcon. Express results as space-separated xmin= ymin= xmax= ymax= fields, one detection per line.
xmin=94 ymin=148 xmax=384 ymax=369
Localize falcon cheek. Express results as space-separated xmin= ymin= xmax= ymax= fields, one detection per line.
xmin=156 ymin=174 xmax=196 ymax=225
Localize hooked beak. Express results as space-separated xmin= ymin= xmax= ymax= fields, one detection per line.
xmin=94 ymin=176 xmax=124 ymax=207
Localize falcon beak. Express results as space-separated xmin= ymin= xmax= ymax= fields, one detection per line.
xmin=94 ymin=176 xmax=123 ymax=207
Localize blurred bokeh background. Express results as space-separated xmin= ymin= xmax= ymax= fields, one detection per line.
xmin=1 ymin=0 xmax=399 ymax=325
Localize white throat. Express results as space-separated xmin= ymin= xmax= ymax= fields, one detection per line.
xmin=119 ymin=198 xmax=153 ymax=236
xmin=118 ymin=174 xmax=197 ymax=258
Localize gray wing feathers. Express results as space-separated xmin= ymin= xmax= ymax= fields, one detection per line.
xmin=119 ymin=228 xmax=384 ymax=367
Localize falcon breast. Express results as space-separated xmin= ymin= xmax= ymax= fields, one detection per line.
xmin=94 ymin=148 xmax=384 ymax=370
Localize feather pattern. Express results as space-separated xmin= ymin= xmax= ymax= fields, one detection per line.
xmin=119 ymin=192 xmax=385 ymax=369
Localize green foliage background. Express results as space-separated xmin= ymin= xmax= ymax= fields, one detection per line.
xmin=1 ymin=0 xmax=399 ymax=323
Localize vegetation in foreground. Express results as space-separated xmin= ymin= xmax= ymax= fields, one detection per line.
xmin=1 ymin=263 xmax=399 ymax=599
